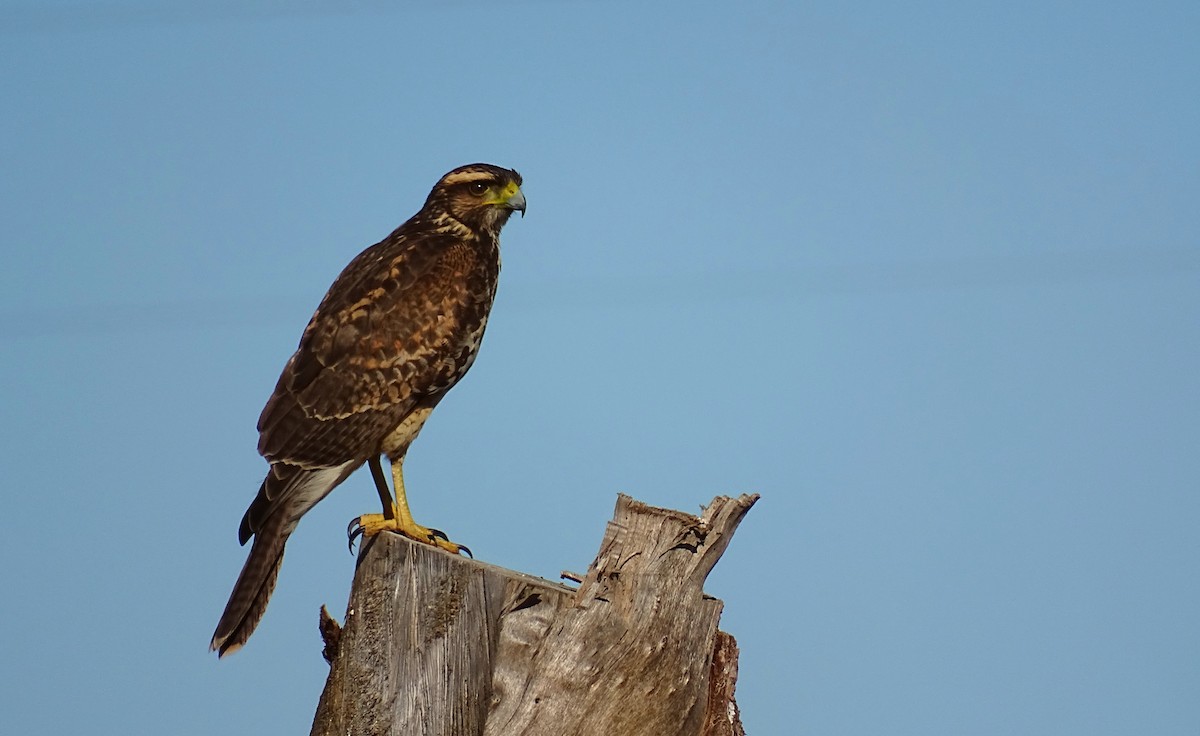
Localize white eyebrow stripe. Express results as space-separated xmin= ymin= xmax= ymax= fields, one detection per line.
xmin=440 ymin=170 xmax=495 ymax=186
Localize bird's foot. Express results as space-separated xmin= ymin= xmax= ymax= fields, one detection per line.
xmin=347 ymin=509 xmax=472 ymax=558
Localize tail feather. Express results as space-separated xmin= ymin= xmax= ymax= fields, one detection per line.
xmin=211 ymin=513 xmax=289 ymax=657
xmin=212 ymin=459 xmax=358 ymax=656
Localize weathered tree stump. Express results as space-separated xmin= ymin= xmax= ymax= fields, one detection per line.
xmin=311 ymin=493 xmax=757 ymax=736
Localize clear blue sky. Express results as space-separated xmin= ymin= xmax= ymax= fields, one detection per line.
xmin=2 ymin=1 xmax=1197 ymax=733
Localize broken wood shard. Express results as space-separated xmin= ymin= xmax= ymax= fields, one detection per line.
xmin=318 ymin=605 xmax=341 ymax=665
xmin=311 ymin=493 xmax=758 ymax=736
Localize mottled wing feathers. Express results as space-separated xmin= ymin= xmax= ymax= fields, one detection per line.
xmin=258 ymin=229 xmax=494 ymax=468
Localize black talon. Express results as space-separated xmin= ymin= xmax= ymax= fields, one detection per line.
xmin=425 ymin=528 xmax=470 ymax=557
xmin=347 ymin=518 xmax=364 ymax=553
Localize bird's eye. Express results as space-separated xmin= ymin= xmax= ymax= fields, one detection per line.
xmin=468 ymin=181 xmax=489 ymax=196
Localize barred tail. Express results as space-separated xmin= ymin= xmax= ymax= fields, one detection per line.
xmin=210 ymin=512 xmax=289 ymax=657
xmin=211 ymin=460 xmax=358 ymax=656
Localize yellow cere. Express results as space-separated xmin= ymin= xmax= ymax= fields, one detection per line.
xmin=485 ymin=181 xmax=522 ymax=206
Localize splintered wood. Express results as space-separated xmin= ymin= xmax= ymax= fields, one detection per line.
xmin=311 ymin=493 xmax=758 ymax=736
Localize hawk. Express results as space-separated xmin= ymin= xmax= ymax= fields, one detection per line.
xmin=211 ymin=163 xmax=525 ymax=656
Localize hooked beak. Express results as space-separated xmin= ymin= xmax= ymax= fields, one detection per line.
xmin=505 ymin=187 xmax=527 ymax=218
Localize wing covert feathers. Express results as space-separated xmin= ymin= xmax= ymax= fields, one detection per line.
xmin=254 ymin=232 xmax=496 ymax=469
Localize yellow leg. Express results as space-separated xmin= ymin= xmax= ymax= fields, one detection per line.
xmin=349 ymin=455 xmax=468 ymax=556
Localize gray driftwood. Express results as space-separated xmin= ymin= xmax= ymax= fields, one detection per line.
xmin=311 ymin=493 xmax=758 ymax=736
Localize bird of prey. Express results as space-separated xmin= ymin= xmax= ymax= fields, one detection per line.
xmin=210 ymin=163 xmax=525 ymax=657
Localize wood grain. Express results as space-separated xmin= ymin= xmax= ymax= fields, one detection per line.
xmin=311 ymin=493 xmax=757 ymax=736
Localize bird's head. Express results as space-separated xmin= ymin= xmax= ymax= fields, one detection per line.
xmin=425 ymin=164 xmax=526 ymax=235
